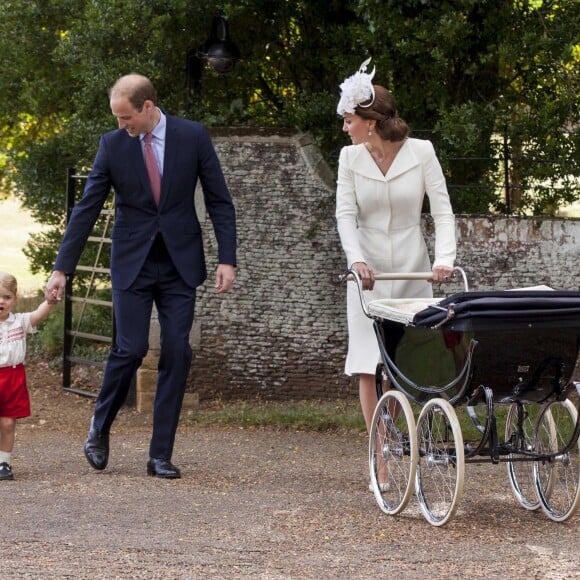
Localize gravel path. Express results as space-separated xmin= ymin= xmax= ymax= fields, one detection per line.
xmin=2 ymin=362 xmax=578 ymax=579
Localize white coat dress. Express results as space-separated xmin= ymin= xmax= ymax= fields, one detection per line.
xmin=336 ymin=138 xmax=456 ymax=375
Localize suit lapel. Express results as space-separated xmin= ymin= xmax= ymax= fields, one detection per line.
xmin=131 ymin=136 xmax=156 ymax=203
xmin=350 ymin=140 xmax=420 ymax=182
xmin=386 ymin=139 xmax=419 ymax=181
xmin=160 ymin=115 xmax=178 ymax=209
xmin=350 ymin=145 xmax=384 ymax=181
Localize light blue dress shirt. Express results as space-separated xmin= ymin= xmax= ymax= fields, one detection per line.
xmin=140 ymin=108 xmax=166 ymax=176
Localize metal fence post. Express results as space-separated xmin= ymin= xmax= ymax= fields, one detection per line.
xmin=503 ymin=127 xmax=511 ymax=214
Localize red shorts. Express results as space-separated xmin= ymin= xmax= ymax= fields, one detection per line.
xmin=0 ymin=364 xmax=31 ymax=418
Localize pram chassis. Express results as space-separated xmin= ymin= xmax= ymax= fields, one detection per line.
xmin=345 ymin=268 xmax=580 ymax=526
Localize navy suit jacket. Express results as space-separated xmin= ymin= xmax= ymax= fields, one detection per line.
xmin=54 ymin=115 xmax=236 ymax=290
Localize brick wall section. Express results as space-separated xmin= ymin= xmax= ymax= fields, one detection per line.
xmin=136 ymin=129 xmax=579 ymax=407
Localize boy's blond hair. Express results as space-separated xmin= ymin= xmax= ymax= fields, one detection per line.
xmin=0 ymin=272 xmax=18 ymax=294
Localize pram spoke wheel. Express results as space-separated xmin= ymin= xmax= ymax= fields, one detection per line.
xmin=416 ymin=398 xmax=464 ymax=526
xmin=505 ymin=403 xmax=541 ymax=510
xmin=533 ymin=399 xmax=580 ymax=522
xmin=369 ymin=390 xmax=418 ymax=515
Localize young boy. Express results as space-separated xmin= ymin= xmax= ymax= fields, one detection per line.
xmin=0 ymin=271 xmax=57 ymax=480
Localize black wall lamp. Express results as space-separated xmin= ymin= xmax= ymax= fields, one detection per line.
xmin=198 ymin=15 xmax=240 ymax=73
xmin=187 ymin=15 xmax=240 ymax=94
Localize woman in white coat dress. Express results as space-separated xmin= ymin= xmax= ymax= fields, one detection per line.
xmin=335 ymin=60 xmax=456 ymax=435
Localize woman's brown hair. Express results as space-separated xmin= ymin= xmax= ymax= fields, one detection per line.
xmin=356 ymin=85 xmax=410 ymax=142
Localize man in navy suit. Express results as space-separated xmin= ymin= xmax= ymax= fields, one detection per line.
xmin=46 ymin=74 xmax=237 ymax=479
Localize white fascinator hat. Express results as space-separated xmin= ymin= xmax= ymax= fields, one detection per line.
xmin=336 ymin=57 xmax=376 ymax=116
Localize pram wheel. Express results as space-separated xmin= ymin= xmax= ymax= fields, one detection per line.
xmin=369 ymin=390 xmax=417 ymax=515
xmin=533 ymin=399 xmax=580 ymax=522
xmin=416 ymin=398 xmax=465 ymax=526
xmin=505 ymin=403 xmax=541 ymax=510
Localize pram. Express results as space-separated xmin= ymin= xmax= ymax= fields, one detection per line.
xmin=347 ymin=268 xmax=580 ymax=526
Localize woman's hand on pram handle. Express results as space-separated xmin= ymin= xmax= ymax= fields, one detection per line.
xmin=351 ymin=262 xmax=376 ymax=290
xmin=431 ymin=265 xmax=454 ymax=283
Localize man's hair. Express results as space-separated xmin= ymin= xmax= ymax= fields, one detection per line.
xmin=109 ymin=74 xmax=157 ymax=111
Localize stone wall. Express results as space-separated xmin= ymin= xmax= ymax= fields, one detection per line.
xmin=136 ymin=129 xmax=579 ymax=408
xmin=187 ymin=129 xmax=348 ymax=402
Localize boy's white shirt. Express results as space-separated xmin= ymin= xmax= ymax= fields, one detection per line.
xmin=0 ymin=312 xmax=35 ymax=367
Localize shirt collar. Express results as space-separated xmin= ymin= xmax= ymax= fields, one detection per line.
xmin=140 ymin=108 xmax=166 ymax=142
xmin=0 ymin=312 xmax=15 ymax=324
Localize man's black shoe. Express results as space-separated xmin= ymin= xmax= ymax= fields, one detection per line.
xmin=147 ymin=458 xmax=181 ymax=479
xmin=83 ymin=419 xmax=109 ymax=471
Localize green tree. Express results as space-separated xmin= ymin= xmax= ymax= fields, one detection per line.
xmin=0 ymin=0 xmax=578 ymax=276
xmin=353 ymin=0 xmax=578 ymax=214
xmin=493 ymin=0 xmax=579 ymax=214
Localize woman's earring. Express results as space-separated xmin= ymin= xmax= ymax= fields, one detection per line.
xmin=368 ymin=130 xmax=372 ymax=136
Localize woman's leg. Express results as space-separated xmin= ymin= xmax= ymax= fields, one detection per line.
xmin=359 ymin=373 xmax=378 ymax=434
xmin=360 ymin=374 xmax=392 ymax=488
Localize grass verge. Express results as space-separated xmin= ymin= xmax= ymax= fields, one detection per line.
xmin=184 ymin=399 xmax=509 ymax=437
xmin=186 ymin=399 xmax=366 ymax=432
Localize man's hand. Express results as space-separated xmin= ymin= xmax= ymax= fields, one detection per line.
xmin=215 ymin=264 xmax=236 ymax=294
xmin=45 ymin=270 xmax=67 ymax=303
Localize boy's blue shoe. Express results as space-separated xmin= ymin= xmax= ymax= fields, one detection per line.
xmin=0 ymin=462 xmax=14 ymax=480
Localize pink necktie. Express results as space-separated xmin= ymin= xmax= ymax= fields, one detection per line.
xmin=144 ymin=132 xmax=161 ymax=205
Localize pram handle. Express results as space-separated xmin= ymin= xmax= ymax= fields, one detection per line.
xmin=343 ymin=267 xmax=468 ymax=287
xmin=373 ymin=272 xmax=433 ymax=280
xmin=343 ymin=267 xmax=469 ymax=318
xmin=375 ymin=268 xmax=469 ymax=290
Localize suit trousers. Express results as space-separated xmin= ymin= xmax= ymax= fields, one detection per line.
xmin=92 ymin=257 xmax=197 ymax=460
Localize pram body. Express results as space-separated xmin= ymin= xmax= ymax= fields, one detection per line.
xmin=348 ymin=268 xmax=580 ymax=526
xmin=371 ymin=289 xmax=580 ymax=406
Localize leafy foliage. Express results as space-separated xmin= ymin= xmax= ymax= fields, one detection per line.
xmin=0 ymin=0 xmax=578 ymax=276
